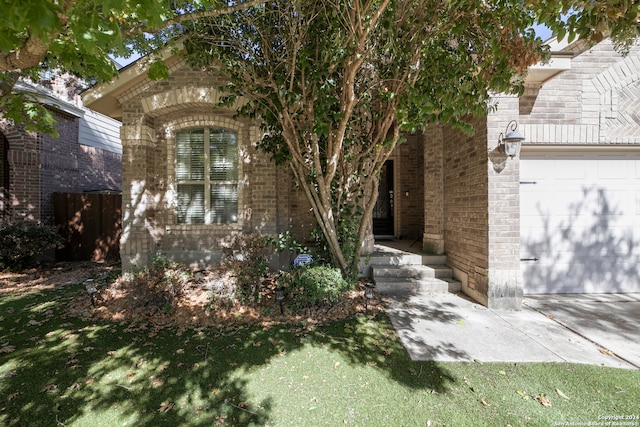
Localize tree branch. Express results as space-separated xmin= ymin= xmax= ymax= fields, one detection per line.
xmin=121 ymin=0 xmax=269 ymax=37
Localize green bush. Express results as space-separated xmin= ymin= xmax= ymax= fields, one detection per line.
xmin=0 ymin=220 xmax=64 ymax=269
xmin=278 ymin=265 xmax=352 ymax=312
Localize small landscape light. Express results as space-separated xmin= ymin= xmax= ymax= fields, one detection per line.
xmin=364 ymin=283 xmax=375 ymax=314
xmin=85 ymin=280 xmax=97 ymax=307
xmin=275 ymin=286 xmax=285 ymax=315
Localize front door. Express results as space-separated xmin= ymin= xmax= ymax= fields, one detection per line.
xmin=373 ymin=160 xmax=394 ymax=237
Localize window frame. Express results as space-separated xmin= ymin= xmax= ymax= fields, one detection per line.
xmin=174 ymin=126 xmax=240 ymax=225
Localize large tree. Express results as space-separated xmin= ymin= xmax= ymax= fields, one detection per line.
xmin=2 ymin=1 xmax=638 ymax=276
xmin=180 ymin=0 xmax=639 ymax=277
xmin=0 ymin=0 xmax=266 ymax=132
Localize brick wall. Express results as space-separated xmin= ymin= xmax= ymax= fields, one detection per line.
xmin=0 ymin=131 xmax=8 ymax=219
xmin=520 ymin=39 xmax=640 ymax=145
xmin=1 ymin=109 xmax=121 ymax=225
xmin=118 ymin=62 xmax=288 ymax=268
xmin=2 ymin=123 xmax=40 ymax=221
xmin=441 ymin=117 xmax=490 ymax=302
xmin=396 ymin=133 xmax=425 ymax=240
xmin=39 ymin=109 xmax=122 ymax=225
xmin=423 ymin=125 xmax=445 ymax=254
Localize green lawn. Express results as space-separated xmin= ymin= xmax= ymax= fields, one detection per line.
xmin=1 ymin=283 xmax=639 ymax=426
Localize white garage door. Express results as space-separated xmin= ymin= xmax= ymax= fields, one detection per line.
xmin=520 ymin=150 xmax=640 ymax=294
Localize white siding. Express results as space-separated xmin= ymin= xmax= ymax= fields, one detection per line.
xmin=79 ymin=109 xmax=122 ymax=154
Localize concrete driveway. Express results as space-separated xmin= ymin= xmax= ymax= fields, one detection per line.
xmin=384 ymin=292 xmax=640 ymax=370
xmin=523 ymin=293 xmax=640 ymax=369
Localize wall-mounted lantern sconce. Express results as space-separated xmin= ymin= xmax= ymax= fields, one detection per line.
xmin=497 ymin=120 xmax=525 ymax=158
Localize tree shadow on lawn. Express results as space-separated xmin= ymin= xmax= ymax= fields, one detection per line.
xmin=0 ymin=285 xmax=455 ymax=426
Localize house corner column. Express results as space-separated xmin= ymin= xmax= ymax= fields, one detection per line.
xmin=6 ymin=130 xmax=40 ymax=221
xmin=485 ymin=96 xmax=523 ymax=310
xmin=423 ymin=126 xmax=445 ymax=254
xmin=120 ymin=122 xmax=157 ymax=271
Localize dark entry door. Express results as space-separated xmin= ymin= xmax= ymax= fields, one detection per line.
xmin=373 ymin=160 xmax=394 ymax=236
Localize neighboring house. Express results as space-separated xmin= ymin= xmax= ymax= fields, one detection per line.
xmin=82 ymin=37 xmax=640 ymax=310
xmin=0 ymin=74 xmax=122 ymax=226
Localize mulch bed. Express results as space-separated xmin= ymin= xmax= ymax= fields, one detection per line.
xmin=2 ymin=261 xmax=383 ymax=329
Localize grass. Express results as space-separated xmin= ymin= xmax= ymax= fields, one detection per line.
xmin=1 ymin=282 xmax=639 ymax=426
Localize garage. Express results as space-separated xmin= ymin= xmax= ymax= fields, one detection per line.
xmin=520 ymin=149 xmax=640 ymax=294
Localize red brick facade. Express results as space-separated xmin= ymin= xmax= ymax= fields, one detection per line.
xmin=0 ymin=108 xmax=122 ymax=225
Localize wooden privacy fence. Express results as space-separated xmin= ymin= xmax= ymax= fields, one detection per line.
xmin=54 ymin=192 xmax=122 ymax=262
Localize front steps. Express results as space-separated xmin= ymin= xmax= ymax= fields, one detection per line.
xmin=371 ymin=245 xmax=461 ymax=296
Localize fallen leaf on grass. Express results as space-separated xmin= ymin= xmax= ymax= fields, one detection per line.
xmin=0 ymin=345 xmax=15 ymax=354
xmin=481 ymin=399 xmax=491 ymax=407
xmin=534 ymin=394 xmax=552 ymax=407
xmin=41 ymin=384 xmax=58 ymax=393
xmin=7 ymin=392 xmax=21 ymax=401
xmin=556 ymin=388 xmax=570 ymax=400
xmin=159 ymin=401 xmax=174 ymax=413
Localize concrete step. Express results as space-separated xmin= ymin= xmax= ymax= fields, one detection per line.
xmin=370 ymin=243 xmax=458 ymax=296
xmin=375 ymin=277 xmax=449 ymax=296
xmin=422 ymin=254 xmax=447 ymax=265
xmin=429 ymin=265 xmax=453 ymax=279
xmin=372 ymin=265 xmax=436 ymax=280
xmin=369 ymin=252 xmax=423 ymax=267
xmin=444 ymin=278 xmax=462 ymax=293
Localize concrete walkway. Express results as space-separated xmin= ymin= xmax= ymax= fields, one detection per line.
xmin=384 ymin=292 xmax=640 ymax=369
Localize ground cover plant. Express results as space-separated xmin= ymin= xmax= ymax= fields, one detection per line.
xmin=1 ymin=263 xmax=639 ymax=426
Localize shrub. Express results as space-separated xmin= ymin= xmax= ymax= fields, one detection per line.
xmin=222 ymin=233 xmax=270 ymax=303
xmin=118 ymin=255 xmax=189 ymax=313
xmin=278 ymin=265 xmax=352 ymax=312
xmin=0 ymin=220 xmax=64 ymax=269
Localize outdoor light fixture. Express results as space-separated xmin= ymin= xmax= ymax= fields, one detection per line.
xmin=275 ymin=286 xmax=285 ymax=315
xmin=85 ymin=280 xmax=97 ymax=307
xmin=364 ymin=283 xmax=375 ymax=314
xmin=497 ymin=120 xmax=525 ymax=158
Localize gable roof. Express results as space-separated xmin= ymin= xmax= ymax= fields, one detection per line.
xmin=82 ymin=47 xmax=183 ymax=121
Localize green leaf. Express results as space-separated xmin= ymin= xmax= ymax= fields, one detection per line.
xmin=148 ymin=59 xmax=169 ymax=80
